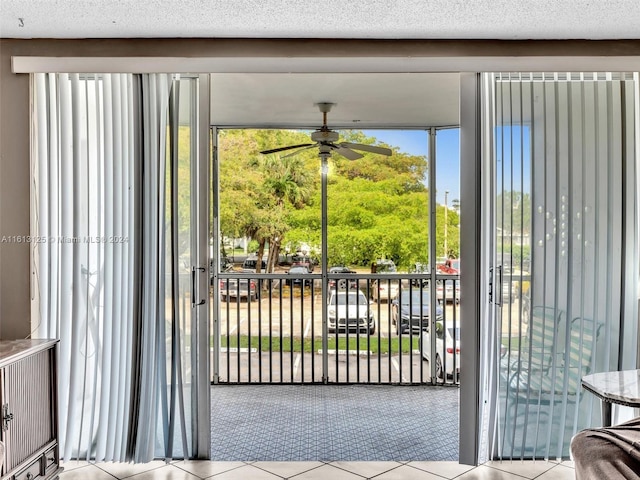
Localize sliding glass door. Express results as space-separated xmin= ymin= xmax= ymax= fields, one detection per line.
xmin=481 ymin=72 xmax=639 ymax=460
xmin=31 ymin=73 xmax=210 ymax=462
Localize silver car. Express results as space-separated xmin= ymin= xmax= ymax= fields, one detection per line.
xmin=328 ymin=290 xmax=375 ymax=335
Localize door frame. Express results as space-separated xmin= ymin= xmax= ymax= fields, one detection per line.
xmin=15 ymin=53 xmax=640 ymax=466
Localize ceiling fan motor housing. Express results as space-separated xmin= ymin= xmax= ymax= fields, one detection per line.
xmin=311 ymin=130 xmax=339 ymax=142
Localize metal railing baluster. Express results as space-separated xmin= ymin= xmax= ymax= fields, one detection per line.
xmin=290 ymin=280 xmax=294 ymax=383
xmin=236 ymin=286 xmax=241 ymax=383
xmin=269 ymin=278 xmax=273 ymax=383
xmin=225 ymin=284 xmax=230 ymax=383
xmin=212 ymin=270 xmax=460 ymax=386
xmin=311 ymin=281 xmax=315 ymax=383
xmin=279 ymin=279 xmax=283 ymax=383
xmin=258 ymin=278 xmax=263 ymax=383
xmin=247 ymin=278 xmax=252 ymax=383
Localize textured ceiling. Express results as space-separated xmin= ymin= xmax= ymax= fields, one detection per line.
xmin=1 ymin=0 xmax=640 ymax=40
xmin=3 ymin=1 xmax=638 ymax=128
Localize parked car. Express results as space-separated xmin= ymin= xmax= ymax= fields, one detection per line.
xmin=371 ymin=278 xmax=401 ymax=303
xmin=242 ymin=257 xmax=266 ymax=273
xmin=437 ymin=258 xmax=459 ymax=275
xmin=328 ymin=265 xmax=358 ymax=289
xmin=209 ymin=257 xmax=233 ymax=284
xmin=420 ymin=320 xmax=460 ymax=379
xmin=391 ymin=289 xmax=442 ymax=334
xmin=371 ymin=259 xmax=397 ymax=273
xmin=219 ymin=278 xmax=257 ymax=301
xmin=286 ymin=265 xmax=313 ymax=288
xmin=291 ymin=254 xmax=315 ymax=272
xmin=410 ymin=262 xmax=430 ymax=287
xmin=327 ymin=290 xmax=375 ymax=334
xmin=436 ymin=279 xmax=460 ymax=304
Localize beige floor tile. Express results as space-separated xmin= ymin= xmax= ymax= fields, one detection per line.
xmin=127 ymin=464 xmax=201 ymax=480
xmin=253 ymin=461 xmax=324 ymax=477
xmin=483 ymin=460 xmax=554 ymax=479
xmin=60 ymin=464 xmax=118 ymax=479
xmin=559 ymin=460 xmax=575 ymax=469
xmin=60 ymin=460 xmax=93 ymax=472
xmin=536 ymin=465 xmax=576 ymax=480
xmin=408 ymin=461 xmax=475 ymax=479
xmin=328 ymin=461 xmax=401 ymax=478
xmin=97 ymin=460 xmax=167 ymax=478
xmin=373 ymin=465 xmax=444 ymax=480
xmin=209 ymin=464 xmax=283 ymax=479
xmin=173 ymin=461 xmax=246 ymax=477
xmin=289 ymin=463 xmax=365 ymax=479
xmin=457 ymin=465 xmax=528 ymax=479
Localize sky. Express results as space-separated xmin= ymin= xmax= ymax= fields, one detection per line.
xmin=362 ymin=129 xmax=460 ymax=206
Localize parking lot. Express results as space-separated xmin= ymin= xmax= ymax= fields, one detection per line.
xmin=215 ymin=284 xmax=461 ymax=338
xmin=211 ymin=277 xmax=463 ymax=385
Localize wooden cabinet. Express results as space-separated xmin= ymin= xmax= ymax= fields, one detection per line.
xmin=0 ymin=340 xmax=62 ymax=480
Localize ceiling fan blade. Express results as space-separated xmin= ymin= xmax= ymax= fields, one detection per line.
xmin=281 ymin=145 xmax=317 ymax=158
xmin=339 ymin=142 xmax=392 ymax=156
xmin=333 ymin=145 xmax=364 ymax=160
xmin=260 ymin=143 xmax=314 ymax=155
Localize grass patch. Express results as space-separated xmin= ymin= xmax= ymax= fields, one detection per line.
xmin=217 ymin=334 xmax=419 ymax=354
xmin=501 ymin=336 xmax=522 ymax=350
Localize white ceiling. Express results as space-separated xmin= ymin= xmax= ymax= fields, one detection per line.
xmin=3 ymin=0 xmax=638 ymax=128
xmin=2 ymin=0 xmax=639 ymax=40
xmin=210 ymin=73 xmax=459 ymax=128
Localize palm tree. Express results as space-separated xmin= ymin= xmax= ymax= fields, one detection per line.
xmin=256 ymin=154 xmax=313 ymax=272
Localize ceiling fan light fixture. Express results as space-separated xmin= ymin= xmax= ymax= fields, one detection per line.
xmin=260 ymin=103 xmax=392 ymax=160
xmin=315 ymin=102 xmax=335 ymax=113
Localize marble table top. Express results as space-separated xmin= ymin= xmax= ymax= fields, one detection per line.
xmin=0 ymin=339 xmax=58 ymax=368
xmin=582 ymin=369 xmax=640 ymax=407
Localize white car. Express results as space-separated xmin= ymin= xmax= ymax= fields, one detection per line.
xmin=420 ymin=320 xmax=460 ymax=379
xmin=328 ymin=290 xmax=375 ymax=335
xmin=371 ymin=279 xmax=400 ymax=303
xmin=436 ymin=279 xmax=460 ymax=304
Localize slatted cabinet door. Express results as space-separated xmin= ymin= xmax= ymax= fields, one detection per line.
xmin=0 ymin=340 xmax=61 ymax=480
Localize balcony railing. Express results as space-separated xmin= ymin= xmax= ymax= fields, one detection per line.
xmin=211 ymin=272 xmax=462 ymax=386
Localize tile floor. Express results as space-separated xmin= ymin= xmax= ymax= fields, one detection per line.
xmin=211 ymin=385 xmax=460 ymax=461
xmin=60 ymin=459 xmax=576 ymax=479
xmin=59 ymin=385 xmax=577 ymax=478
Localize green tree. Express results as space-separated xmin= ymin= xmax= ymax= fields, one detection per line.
xmin=252 ymin=154 xmax=313 ymax=272
xmin=218 ymin=129 xmax=319 ymax=271
xmin=219 ymin=128 xmax=447 ymax=272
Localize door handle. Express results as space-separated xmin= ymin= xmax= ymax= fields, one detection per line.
xmin=488 ymin=267 xmax=493 ymax=304
xmin=192 ymin=266 xmax=206 ymax=307
xmin=2 ymin=404 xmax=13 ymax=431
xmin=496 ymin=265 xmax=502 ymax=306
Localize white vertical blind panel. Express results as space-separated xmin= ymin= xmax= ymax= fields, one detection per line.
xmin=136 ymin=74 xmax=174 ymax=462
xmin=33 ymin=71 xmax=198 ymax=463
xmin=33 ymin=73 xmax=49 ymax=339
xmin=32 ymin=73 xmax=139 ymax=462
xmin=620 ymin=76 xmax=640 ymax=380
xmin=137 ymin=74 xmax=159 ymax=462
xmin=486 ymin=72 xmax=638 ymax=461
xmin=57 ymin=73 xmax=74 ymax=457
xmin=48 ymin=75 xmax=61 ymax=342
xmin=107 ymin=73 xmax=123 ymax=462
xmin=116 ymin=72 xmax=132 ymax=461
xmin=95 ymin=73 xmax=115 ymax=461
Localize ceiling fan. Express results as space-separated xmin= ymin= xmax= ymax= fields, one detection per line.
xmin=259 ymin=103 xmax=392 ymax=160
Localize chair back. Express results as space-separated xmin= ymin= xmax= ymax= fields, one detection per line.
xmin=523 ymin=306 xmax=564 ymax=371
xmin=564 ymin=317 xmax=603 ymax=394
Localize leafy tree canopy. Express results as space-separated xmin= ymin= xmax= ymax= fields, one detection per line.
xmin=217 ymin=129 xmax=460 ymax=270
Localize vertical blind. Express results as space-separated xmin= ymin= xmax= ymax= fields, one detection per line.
xmin=31 ymin=73 xmax=196 ymax=462
xmin=480 ymin=72 xmax=639 ymax=461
